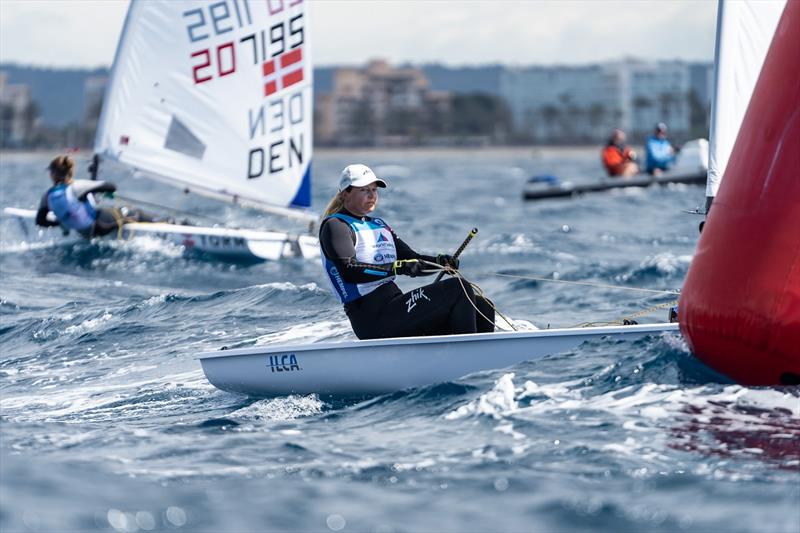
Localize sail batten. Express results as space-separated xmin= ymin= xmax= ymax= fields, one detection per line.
xmin=94 ymin=0 xmax=314 ymax=217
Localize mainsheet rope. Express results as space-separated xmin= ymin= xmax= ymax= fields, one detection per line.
xmin=492 ymin=272 xmax=679 ymax=296
xmin=418 ymin=259 xmax=519 ymax=332
xmin=417 ymin=261 xmax=679 ymax=330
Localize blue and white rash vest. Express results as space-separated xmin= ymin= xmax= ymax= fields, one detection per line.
xmin=321 ymin=213 xmax=398 ymax=304
xmin=47 ymin=184 xmax=97 ymax=234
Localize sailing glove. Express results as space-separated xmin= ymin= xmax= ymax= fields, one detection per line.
xmin=436 ymin=254 xmax=460 ymax=270
xmin=393 ymin=260 xmax=425 ymax=277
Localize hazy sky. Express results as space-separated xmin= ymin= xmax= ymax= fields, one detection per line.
xmin=0 ymin=0 xmax=718 ymax=68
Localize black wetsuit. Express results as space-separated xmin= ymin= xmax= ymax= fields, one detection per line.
xmin=320 ymin=210 xmax=495 ymax=340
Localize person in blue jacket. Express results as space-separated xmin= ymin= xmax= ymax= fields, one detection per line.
xmin=645 ymin=123 xmax=677 ymax=175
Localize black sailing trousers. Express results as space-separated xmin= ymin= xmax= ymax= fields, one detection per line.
xmin=346 ymin=278 xmax=495 ymax=340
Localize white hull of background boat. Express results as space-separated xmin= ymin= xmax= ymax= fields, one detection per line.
xmin=3 ymin=207 xmax=319 ymax=261
xmin=198 ymin=323 xmax=680 ymax=397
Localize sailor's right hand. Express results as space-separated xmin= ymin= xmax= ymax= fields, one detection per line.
xmin=393 ymin=259 xmax=424 ymax=277
xmin=45 ymin=211 xmax=58 ymax=223
xmin=436 ymin=253 xmax=460 ymax=270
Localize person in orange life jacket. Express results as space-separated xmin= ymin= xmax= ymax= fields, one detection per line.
xmin=36 ymin=155 xmax=159 ymax=237
xmin=319 ymin=164 xmax=496 ymax=340
xmin=601 ymin=129 xmax=639 ymax=177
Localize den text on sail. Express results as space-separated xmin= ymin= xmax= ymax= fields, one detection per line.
xmin=181 ymin=0 xmax=308 ymax=182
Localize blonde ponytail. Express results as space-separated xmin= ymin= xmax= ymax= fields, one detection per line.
xmin=321 ymin=190 xmax=347 ymax=219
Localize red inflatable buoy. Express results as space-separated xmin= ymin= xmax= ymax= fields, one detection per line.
xmin=679 ymin=0 xmax=800 ymax=386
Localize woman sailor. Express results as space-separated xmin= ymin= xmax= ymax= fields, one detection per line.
xmin=36 ymin=155 xmax=157 ymax=237
xmin=319 ymin=164 xmax=495 ymax=340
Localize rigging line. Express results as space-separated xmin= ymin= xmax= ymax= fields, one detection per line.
xmin=420 ymin=259 xmax=517 ymax=332
xmin=563 ymin=300 xmax=680 ymax=329
xmin=454 ymin=271 xmax=515 ymax=332
xmin=620 ymin=300 xmax=679 ymax=321
xmin=465 ymin=276 xmax=517 ymax=331
xmin=112 ymin=194 xmax=226 ymax=225
xmin=493 ymin=273 xmax=679 ymax=296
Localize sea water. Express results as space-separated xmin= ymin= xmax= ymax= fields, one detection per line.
xmin=1 ymin=149 xmax=798 ymax=532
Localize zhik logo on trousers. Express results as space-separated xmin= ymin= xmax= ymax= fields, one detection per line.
xmin=406 ymin=289 xmax=431 ymax=313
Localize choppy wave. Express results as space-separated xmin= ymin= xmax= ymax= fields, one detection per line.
xmin=2 ymin=150 xmax=798 ymax=532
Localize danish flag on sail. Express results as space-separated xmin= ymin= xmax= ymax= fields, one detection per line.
xmin=679 ymin=0 xmax=800 ymax=386
xmin=263 ymin=48 xmax=304 ymax=97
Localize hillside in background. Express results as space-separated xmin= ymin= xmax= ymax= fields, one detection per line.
xmin=1 ymin=64 xmax=503 ymax=128
xmin=1 ymin=64 xmax=109 ymax=127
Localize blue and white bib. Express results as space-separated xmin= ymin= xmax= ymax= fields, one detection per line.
xmin=47 ymin=184 xmax=97 ymax=234
xmin=322 ymin=213 xmax=397 ymax=304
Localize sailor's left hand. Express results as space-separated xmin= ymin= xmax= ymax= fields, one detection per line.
xmin=436 ymin=254 xmax=459 ymax=270
xmin=393 ymin=259 xmax=425 ymax=277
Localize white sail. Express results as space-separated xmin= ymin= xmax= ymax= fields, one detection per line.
xmin=706 ymin=0 xmax=786 ymax=199
xmin=95 ymin=0 xmax=314 ymax=220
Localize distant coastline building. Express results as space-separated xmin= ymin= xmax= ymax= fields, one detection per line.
xmin=2 ymin=61 xmax=713 ymax=149
xmin=0 ymin=72 xmax=38 ymax=147
xmin=500 ymin=60 xmax=713 ymax=143
xmin=315 ymin=59 xmax=450 ymax=146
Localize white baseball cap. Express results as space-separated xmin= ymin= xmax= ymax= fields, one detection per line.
xmin=339 ymin=164 xmax=388 ymax=191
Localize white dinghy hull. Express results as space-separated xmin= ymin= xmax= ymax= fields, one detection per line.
xmin=121 ymin=222 xmax=319 ymax=261
xmin=3 ymin=208 xmax=319 ymax=262
xmin=198 ymin=323 xmax=680 ymax=397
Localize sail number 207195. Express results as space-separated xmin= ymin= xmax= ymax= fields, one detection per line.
xmin=183 ymin=0 xmax=305 ymax=85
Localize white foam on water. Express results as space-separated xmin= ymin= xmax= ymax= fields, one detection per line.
xmin=636 ymin=252 xmax=692 ymax=276
xmin=252 ymin=281 xmax=320 ymax=292
xmin=63 ymin=311 xmax=114 ymax=336
xmin=391 ymin=458 xmax=437 ymax=472
xmin=230 ymin=394 xmax=324 ymax=421
xmin=494 ymin=422 xmax=526 ymax=440
xmin=480 ymin=234 xmax=538 ymax=255
xmin=140 ymin=294 xmax=167 ymax=307
xmin=0 ymin=366 xmax=208 ymax=423
xmin=444 ymin=373 xmax=518 ymax=420
xmin=444 ymin=371 xmax=800 ymax=474
xmin=120 ymin=236 xmax=185 ymax=258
